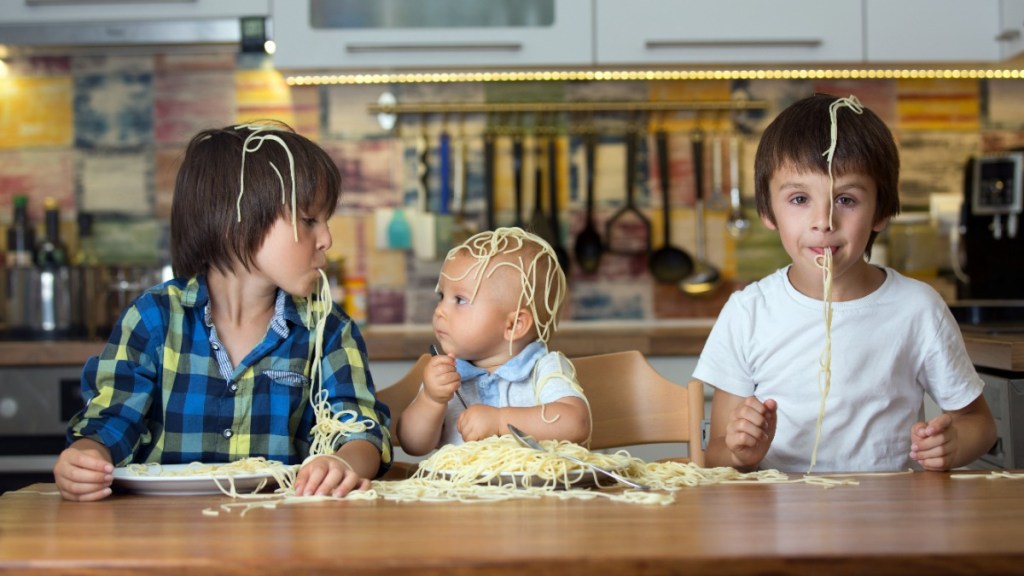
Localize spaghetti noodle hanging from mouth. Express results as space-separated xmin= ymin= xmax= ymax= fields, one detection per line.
xmin=807 ymin=95 xmax=862 ymax=474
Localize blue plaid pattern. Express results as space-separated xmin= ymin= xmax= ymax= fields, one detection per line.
xmin=67 ymin=275 xmax=392 ymax=475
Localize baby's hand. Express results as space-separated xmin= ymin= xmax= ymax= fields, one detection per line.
xmin=910 ymin=414 xmax=957 ymax=471
xmin=422 ymin=353 xmax=463 ymax=405
xmin=457 ymin=405 xmax=501 ymax=442
xmin=53 ymin=440 xmax=114 ymax=502
xmin=293 ymin=454 xmax=371 ymax=498
xmin=725 ymin=397 xmax=777 ymax=469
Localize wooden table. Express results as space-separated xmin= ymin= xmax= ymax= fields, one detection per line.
xmin=3 ymin=472 xmax=1024 ymax=575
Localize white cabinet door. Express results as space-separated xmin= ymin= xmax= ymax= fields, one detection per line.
xmin=594 ymin=0 xmax=864 ymax=65
xmin=865 ymin=0 xmax=1001 ymax=62
xmin=271 ymin=0 xmax=593 ymax=71
xmin=999 ymin=0 xmax=1024 ymax=59
xmin=0 ymin=0 xmax=268 ymax=22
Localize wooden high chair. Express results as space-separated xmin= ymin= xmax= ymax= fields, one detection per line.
xmin=571 ymin=350 xmax=705 ymax=466
xmin=375 ymin=349 xmax=706 ymax=476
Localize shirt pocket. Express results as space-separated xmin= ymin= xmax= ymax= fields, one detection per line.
xmin=263 ymin=370 xmax=309 ymax=388
xmin=260 ymin=370 xmax=310 ymax=416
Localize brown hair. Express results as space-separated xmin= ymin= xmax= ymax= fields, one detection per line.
xmin=170 ymin=122 xmax=341 ymax=278
xmin=754 ymin=94 xmax=901 ymax=256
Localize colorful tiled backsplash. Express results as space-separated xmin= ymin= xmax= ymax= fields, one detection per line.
xmin=2 ymin=52 xmax=1024 ymax=323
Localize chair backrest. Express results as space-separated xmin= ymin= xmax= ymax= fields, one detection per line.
xmin=376 ymin=353 xmax=430 ymax=448
xmin=376 ymin=350 xmax=706 ymax=466
xmin=571 ymin=350 xmax=705 ymax=466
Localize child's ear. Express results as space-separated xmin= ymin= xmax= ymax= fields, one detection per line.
xmin=873 ymin=216 xmax=891 ymax=233
xmin=505 ymin=308 xmax=535 ymax=342
xmin=760 ymin=212 xmax=778 ymax=231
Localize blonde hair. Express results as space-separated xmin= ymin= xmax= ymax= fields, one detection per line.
xmin=439 ymin=227 xmax=567 ymax=349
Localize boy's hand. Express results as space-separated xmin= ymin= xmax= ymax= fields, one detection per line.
xmin=457 ymin=404 xmax=501 ymax=442
xmin=293 ymin=454 xmax=371 ymax=498
xmin=422 ymin=353 xmax=463 ymax=406
xmin=53 ymin=439 xmax=114 ymax=502
xmin=725 ymin=397 xmax=778 ymax=469
xmin=910 ymin=414 xmax=957 ymax=471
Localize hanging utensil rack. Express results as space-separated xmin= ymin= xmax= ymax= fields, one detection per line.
xmin=368 ymin=99 xmax=768 ymax=122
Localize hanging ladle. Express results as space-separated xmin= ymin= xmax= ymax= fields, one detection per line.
xmin=604 ymin=127 xmax=651 ymax=256
xmin=649 ymin=127 xmax=694 ymax=283
xmin=573 ymin=132 xmax=603 ymax=273
xmin=681 ymin=129 xmax=722 ymax=296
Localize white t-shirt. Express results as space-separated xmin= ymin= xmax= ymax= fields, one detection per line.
xmin=693 ymin=266 xmax=983 ymax=473
xmin=438 ymin=340 xmax=585 ymax=447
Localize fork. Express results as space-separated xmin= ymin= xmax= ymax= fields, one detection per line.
xmin=507 ymin=424 xmax=650 ymax=491
xmin=430 ymin=344 xmax=468 ymax=409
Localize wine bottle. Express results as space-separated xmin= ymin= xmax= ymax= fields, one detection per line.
xmin=6 ymin=195 xmax=35 ymax=267
xmin=34 ymin=197 xmax=67 ymax=269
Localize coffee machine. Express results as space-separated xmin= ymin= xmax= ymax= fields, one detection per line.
xmin=958 ymin=151 xmax=1024 ymax=300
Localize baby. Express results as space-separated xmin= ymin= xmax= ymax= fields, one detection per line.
xmin=396 ymin=227 xmax=590 ymax=455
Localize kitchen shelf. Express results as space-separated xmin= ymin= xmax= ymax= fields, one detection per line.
xmin=367 ymin=99 xmax=768 ymax=117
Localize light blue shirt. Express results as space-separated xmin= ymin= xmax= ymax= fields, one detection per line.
xmin=439 ymin=340 xmax=585 ymax=447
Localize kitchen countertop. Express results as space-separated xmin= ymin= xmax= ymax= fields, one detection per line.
xmin=4 ymin=471 xmax=1024 ymax=575
xmin=0 ymin=319 xmax=719 ymax=368
xmin=2 ymin=318 xmax=1023 ymax=372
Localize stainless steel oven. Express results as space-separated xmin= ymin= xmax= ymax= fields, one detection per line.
xmin=0 ymin=366 xmax=85 ymax=492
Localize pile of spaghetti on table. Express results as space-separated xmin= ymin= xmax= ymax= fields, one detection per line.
xmin=121 ymin=435 xmax=857 ymax=515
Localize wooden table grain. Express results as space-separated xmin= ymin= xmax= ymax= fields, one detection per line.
xmin=2 ymin=472 xmax=1024 ymax=575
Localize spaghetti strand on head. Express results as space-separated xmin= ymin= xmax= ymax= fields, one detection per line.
xmin=236 ymin=123 xmax=299 ymax=241
xmin=438 ymin=227 xmax=567 ymax=355
xmin=821 ymin=95 xmax=863 ymax=229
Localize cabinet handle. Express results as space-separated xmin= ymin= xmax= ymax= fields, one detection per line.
xmin=645 ymin=38 xmax=823 ymax=50
xmin=995 ymin=29 xmax=1021 ymax=42
xmin=346 ymin=42 xmax=522 ymax=54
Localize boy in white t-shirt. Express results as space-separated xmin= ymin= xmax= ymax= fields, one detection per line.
xmin=695 ymin=94 xmax=995 ymax=473
xmin=397 ymin=227 xmax=590 ymax=455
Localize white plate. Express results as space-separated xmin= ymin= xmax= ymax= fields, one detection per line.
xmin=112 ymin=464 xmax=279 ymax=496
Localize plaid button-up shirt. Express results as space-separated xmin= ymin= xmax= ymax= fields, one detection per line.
xmin=68 ymin=274 xmax=392 ymax=475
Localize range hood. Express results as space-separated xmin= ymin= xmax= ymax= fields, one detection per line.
xmin=0 ymin=0 xmax=269 ymax=54
xmin=0 ymin=18 xmax=244 ymax=49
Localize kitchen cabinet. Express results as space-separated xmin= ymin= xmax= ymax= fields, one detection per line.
xmin=865 ymin=0 xmax=1001 ymax=62
xmin=999 ymin=0 xmax=1024 ymax=59
xmin=593 ymin=0 xmax=864 ymax=65
xmin=270 ymin=0 xmax=593 ymax=71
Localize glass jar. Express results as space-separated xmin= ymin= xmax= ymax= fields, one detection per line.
xmin=888 ymin=212 xmax=938 ymax=280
